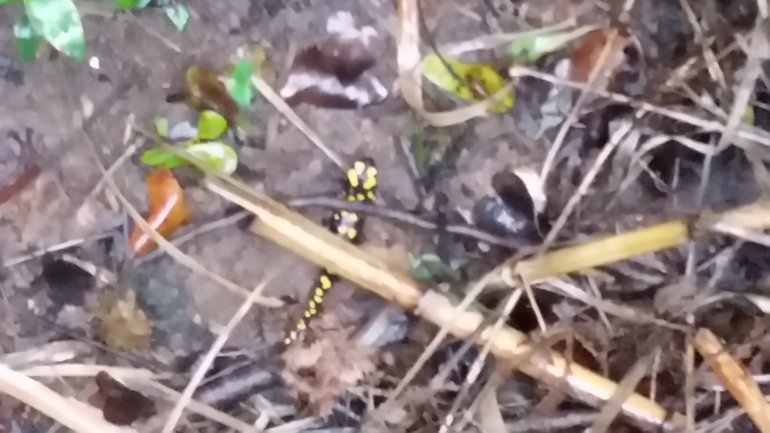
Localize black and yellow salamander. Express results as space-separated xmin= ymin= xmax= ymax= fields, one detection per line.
xmin=284 ymin=158 xmax=378 ymax=345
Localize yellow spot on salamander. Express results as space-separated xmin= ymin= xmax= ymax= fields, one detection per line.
xmin=315 ymin=288 xmax=324 ymax=297
xmin=353 ymin=160 xmax=367 ymax=174
xmin=348 ymin=194 xmax=356 ymax=201
xmin=363 ymin=167 xmax=378 ymax=190
xmin=320 ymin=275 xmax=332 ymax=289
xmin=347 ymin=227 xmax=358 ymax=239
xmin=356 ymin=193 xmax=365 ymax=201
xmin=347 ymin=169 xmax=360 ymax=188
xmin=314 ymin=295 xmax=323 ymax=303
xmin=367 ymin=191 xmax=375 ymax=200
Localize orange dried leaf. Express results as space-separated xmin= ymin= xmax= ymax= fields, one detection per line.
xmin=568 ymin=28 xmax=627 ymax=86
xmin=128 ymin=168 xmax=190 ymax=256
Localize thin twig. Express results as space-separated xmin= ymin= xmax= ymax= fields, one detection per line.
xmin=1 ymin=232 xmax=117 ymax=269
xmin=249 ymin=75 xmax=345 ymax=170
xmin=160 ymin=273 xmax=278 ymax=433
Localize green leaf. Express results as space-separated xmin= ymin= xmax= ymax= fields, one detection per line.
xmin=164 ymin=3 xmax=189 ymax=31
xmin=409 ymin=253 xmax=461 ymax=284
xmin=196 ymin=110 xmax=228 ymax=141
xmin=743 ymin=105 xmax=755 ymax=125
xmin=140 ymin=147 xmax=188 ymax=168
xmin=14 ymin=13 xmax=43 ymax=61
xmin=410 ymin=120 xmax=425 ymax=169
xmin=154 ymin=116 xmax=169 ymax=137
xmin=422 ymin=54 xmax=514 ymax=113
xmin=226 ymin=58 xmax=256 ymax=109
xmin=185 ymin=142 xmax=238 ymax=174
xmin=24 ymin=0 xmax=85 ymax=60
xmin=115 ymin=0 xmax=151 ymax=8
xmin=508 ymin=26 xmax=599 ymax=64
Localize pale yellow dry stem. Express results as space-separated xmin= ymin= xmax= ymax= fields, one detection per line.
xmin=126 ymin=379 xmax=266 ymax=433
xmin=206 ymin=143 xmax=770 ymax=430
xmin=511 ymin=220 xmax=689 ymax=283
xmin=206 ymin=175 xmax=683 ymax=429
xmin=0 ymin=364 xmax=136 ymax=433
xmin=249 ymin=75 xmax=345 ymax=170
xmin=588 ymin=349 xmax=659 ymax=433
xmin=22 ymin=364 xmax=169 ymax=380
xmin=160 ymin=274 xmax=277 ymax=433
xmin=0 ymin=341 xmax=91 ymax=368
xmin=694 ymin=328 xmax=770 ymax=433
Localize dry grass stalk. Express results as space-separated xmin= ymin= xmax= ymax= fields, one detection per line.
xmin=21 ymin=364 xmax=169 ymax=380
xmin=694 ymin=328 xmax=770 ymax=433
xmin=160 ymin=274 xmax=277 ymax=433
xmin=0 ymin=364 xmax=136 ymax=433
xmin=205 ymin=175 xmax=682 ymax=429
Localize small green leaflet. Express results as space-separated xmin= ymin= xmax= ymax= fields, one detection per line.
xmin=14 ymin=13 xmax=42 ymax=61
xmin=115 ymin=0 xmax=151 ymax=8
xmin=508 ymin=25 xmax=599 ymax=64
xmin=154 ymin=117 xmax=169 ymax=137
xmin=743 ymin=105 xmax=755 ymax=125
xmin=409 ymin=253 xmax=461 ymax=284
xmin=227 ymin=58 xmax=256 ymax=109
xmin=140 ymin=147 xmax=187 ymax=168
xmin=24 ymin=0 xmax=85 ymax=60
xmin=196 ymin=110 xmax=227 ymax=141
xmin=186 ymin=141 xmax=238 ymax=175
xmin=164 ymin=3 xmax=189 ymax=31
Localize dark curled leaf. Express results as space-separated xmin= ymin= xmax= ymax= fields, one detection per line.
xmin=473 ymin=171 xmax=543 ymax=242
xmin=41 ymin=253 xmax=94 ymax=308
xmin=491 ymin=171 xmax=536 ymax=218
xmin=89 ymin=371 xmax=156 ymax=426
xmin=279 ymin=11 xmax=388 ymax=109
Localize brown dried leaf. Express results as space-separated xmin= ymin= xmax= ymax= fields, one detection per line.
xmin=282 ymin=311 xmax=378 ymax=416
xmin=96 ymin=289 xmax=152 ymax=350
xmin=279 ymin=11 xmax=388 ymax=109
xmin=569 ymin=28 xmax=629 ymax=91
xmin=88 ymin=371 xmax=156 ymax=426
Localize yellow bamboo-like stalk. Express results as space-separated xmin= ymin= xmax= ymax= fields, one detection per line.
xmin=205 ymin=175 xmax=691 ymax=429
xmin=694 ymin=328 xmax=770 ymax=433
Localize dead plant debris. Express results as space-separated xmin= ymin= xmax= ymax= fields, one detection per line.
xmin=3 ymin=0 xmax=770 ymax=432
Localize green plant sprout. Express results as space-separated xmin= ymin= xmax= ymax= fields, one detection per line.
xmin=141 ymin=110 xmax=239 ymax=175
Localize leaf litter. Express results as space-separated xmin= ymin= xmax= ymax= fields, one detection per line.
xmin=6 ymin=0 xmax=770 ymax=432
